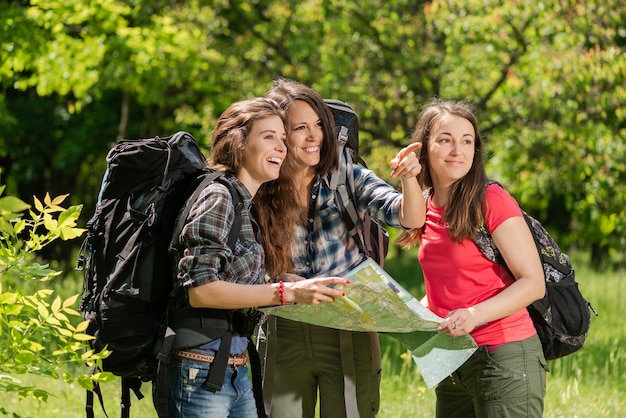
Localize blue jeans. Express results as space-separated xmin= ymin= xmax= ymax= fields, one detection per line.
xmin=155 ymin=353 xmax=258 ymax=418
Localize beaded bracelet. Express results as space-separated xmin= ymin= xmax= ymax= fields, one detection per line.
xmin=278 ymin=280 xmax=285 ymax=306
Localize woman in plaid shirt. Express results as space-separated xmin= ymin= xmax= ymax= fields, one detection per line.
xmin=163 ymin=97 xmax=349 ymax=418
xmin=261 ymin=78 xmax=426 ymax=418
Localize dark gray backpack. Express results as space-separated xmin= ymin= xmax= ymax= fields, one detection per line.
xmin=325 ymin=99 xmax=390 ymax=266
xmin=78 ymin=132 xmax=248 ymax=417
xmin=475 ymin=183 xmax=597 ymax=359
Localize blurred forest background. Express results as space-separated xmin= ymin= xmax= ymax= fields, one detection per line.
xmin=1 ymin=0 xmax=625 ymax=271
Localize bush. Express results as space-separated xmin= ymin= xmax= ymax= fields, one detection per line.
xmin=0 ymin=186 xmax=102 ymax=415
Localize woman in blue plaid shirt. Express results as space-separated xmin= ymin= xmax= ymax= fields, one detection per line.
xmin=261 ymin=79 xmax=426 ymax=418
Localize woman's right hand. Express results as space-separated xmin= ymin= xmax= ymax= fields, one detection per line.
xmin=189 ymin=276 xmax=349 ymax=310
xmin=284 ymin=277 xmax=348 ymax=305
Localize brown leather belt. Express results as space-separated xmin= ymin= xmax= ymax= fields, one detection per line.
xmin=171 ymin=349 xmax=249 ymax=367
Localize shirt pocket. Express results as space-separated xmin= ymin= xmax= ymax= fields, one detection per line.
xmin=227 ymin=238 xmax=263 ymax=284
xmin=318 ymin=200 xmax=349 ymax=243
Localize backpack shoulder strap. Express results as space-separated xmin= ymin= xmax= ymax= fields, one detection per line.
xmin=158 ymin=171 xmax=244 ymax=414
xmin=329 ymin=126 xmax=350 ymax=190
xmin=472 ymin=181 xmax=510 ymax=267
xmin=212 ymin=175 xmax=243 ymax=252
xmin=329 ymin=126 xmax=363 ymax=246
xmin=170 ymin=171 xmax=243 ymax=253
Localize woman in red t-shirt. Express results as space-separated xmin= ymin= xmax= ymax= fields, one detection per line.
xmin=398 ymin=98 xmax=548 ymax=418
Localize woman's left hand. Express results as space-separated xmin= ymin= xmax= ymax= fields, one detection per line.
xmin=437 ymin=307 xmax=481 ymax=336
xmin=390 ymin=142 xmax=422 ymax=179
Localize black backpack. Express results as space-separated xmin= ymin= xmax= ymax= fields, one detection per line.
xmin=325 ymin=99 xmax=390 ymax=266
xmin=78 ymin=132 xmax=249 ymax=418
xmin=426 ymin=182 xmax=596 ymax=360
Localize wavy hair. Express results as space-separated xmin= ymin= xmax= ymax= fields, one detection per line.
xmin=211 ymin=98 xmax=283 ymax=173
xmin=397 ymin=98 xmax=488 ymax=248
xmin=210 ymin=97 xmax=295 ymax=278
xmin=265 ymin=77 xmax=339 ymax=178
xmin=261 ymin=78 xmax=339 ymax=228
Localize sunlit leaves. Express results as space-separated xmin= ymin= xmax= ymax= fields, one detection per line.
xmin=0 ymin=195 xmax=31 ymax=215
xmin=426 ymin=0 xmax=626 ymax=265
xmin=1 ymin=0 xmax=624 ymax=268
xmin=0 ymin=188 xmax=99 ymax=409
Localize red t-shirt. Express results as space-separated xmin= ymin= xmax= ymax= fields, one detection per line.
xmin=418 ymin=184 xmax=536 ymax=346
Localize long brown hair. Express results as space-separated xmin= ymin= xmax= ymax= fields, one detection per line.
xmin=265 ymin=77 xmax=339 ymax=178
xmin=210 ymin=97 xmax=295 ymax=278
xmin=397 ymin=98 xmax=488 ymax=248
xmin=260 ymin=78 xmax=339 ymax=228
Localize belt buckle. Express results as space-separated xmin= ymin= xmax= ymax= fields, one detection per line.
xmin=231 ymin=354 xmax=248 ymax=368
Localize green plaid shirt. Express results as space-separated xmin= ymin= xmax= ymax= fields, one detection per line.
xmin=175 ymin=174 xmax=265 ymax=289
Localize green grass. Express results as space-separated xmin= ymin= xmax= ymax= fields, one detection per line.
xmin=1 ymin=250 xmax=624 ymax=417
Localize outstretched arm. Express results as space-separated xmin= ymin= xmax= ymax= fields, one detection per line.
xmin=389 ymin=142 xmax=425 ymax=229
xmin=188 ymin=276 xmax=349 ymax=309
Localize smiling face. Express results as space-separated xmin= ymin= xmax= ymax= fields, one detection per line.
xmin=286 ymin=100 xmax=324 ymax=171
xmin=238 ymin=115 xmax=287 ymax=192
xmin=427 ymin=113 xmax=476 ymax=190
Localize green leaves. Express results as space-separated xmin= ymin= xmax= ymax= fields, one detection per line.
xmin=1 ymin=0 xmax=624 ymax=269
xmin=0 ymin=187 xmax=99 ymax=411
xmin=0 ymin=195 xmax=31 ymax=215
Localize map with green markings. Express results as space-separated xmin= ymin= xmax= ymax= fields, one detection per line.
xmin=260 ymin=258 xmax=478 ymax=388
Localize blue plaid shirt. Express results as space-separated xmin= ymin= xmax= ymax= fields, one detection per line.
xmin=293 ymin=165 xmax=405 ymax=278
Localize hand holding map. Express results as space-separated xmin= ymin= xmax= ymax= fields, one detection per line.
xmin=260 ymin=259 xmax=478 ymax=388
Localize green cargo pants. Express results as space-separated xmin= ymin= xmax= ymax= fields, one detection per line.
xmin=436 ymin=334 xmax=548 ymax=418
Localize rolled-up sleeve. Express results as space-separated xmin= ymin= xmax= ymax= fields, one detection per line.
xmin=353 ymin=166 xmax=404 ymax=228
xmin=177 ymin=183 xmax=234 ymax=288
xmin=175 ymin=179 xmax=265 ymax=289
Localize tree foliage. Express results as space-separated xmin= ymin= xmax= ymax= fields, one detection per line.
xmin=433 ymin=0 xmax=626 ymax=266
xmin=0 ymin=0 xmax=624 ymax=267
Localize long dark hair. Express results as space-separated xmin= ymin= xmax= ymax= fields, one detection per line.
xmin=259 ymin=78 xmax=339 ymax=227
xmin=397 ymin=98 xmax=488 ymax=247
xmin=265 ymin=77 xmax=339 ymax=177
xmin=210 ymin=97 xmax=295 ymax=278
